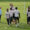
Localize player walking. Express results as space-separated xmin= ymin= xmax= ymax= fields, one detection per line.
xmin=14 ymin=7 xmax=20 ymax=26
xmin=9 ymin=8 xmax=14 ymax=24
xmin=27 ymin=6 xmax=30 ymax=24
xmin=5 ymin=8 xmax=9 ymax=25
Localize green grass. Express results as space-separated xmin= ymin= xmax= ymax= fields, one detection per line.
xmin=0 ymin=2 xmax=30 ymax=30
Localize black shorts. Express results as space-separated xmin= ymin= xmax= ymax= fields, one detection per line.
xmin=7 ymin=18 xmax=9 ymax=20
xmin=27 ymin=17 xmax=30 ymax=22
xmin=14 ymin=17 xmax=19 ymax=20
xmin=10 ymin=17 xmax=13 ymax=21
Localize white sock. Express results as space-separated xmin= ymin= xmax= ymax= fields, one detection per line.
xmin=16 ymin=24 xmax=18 ymax=27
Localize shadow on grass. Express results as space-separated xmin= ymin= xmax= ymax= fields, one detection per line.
xmin=0 ymin=23 xmax=30 ymax=29
xmin=10 ymin=24 xmax=30 ymax=29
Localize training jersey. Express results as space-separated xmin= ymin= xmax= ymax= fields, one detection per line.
xmin=5 ymin=12 xmax=9 ymax=18
xmin=27 ymin=12 xmax=30 ymax=17
xmin=10 ymin=6 xmax=15 ymax=10
xmin=9 ymin=10 xmax=14 ymax=17
xmin=27 ymin=8 xmax=30 ymax=17
xmin=14 ymin=10 xmax=20 ymax=17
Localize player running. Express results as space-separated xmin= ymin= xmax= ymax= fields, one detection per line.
xmin=5 ymin=8 xmax=9 ymax=25
xmin=14 ymin=7 xmax=20 ymax=26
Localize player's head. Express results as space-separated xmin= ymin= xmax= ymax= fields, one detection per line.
xmin=28 ymin=6 xmax=30 ymax=10
xmin=7 ymin=8 xmax=8 ymax=12
xmin=10 ymin=3 xmax=13 ymax=7
xmin=10 ymin=8 xmax=12 ymax=10
xmin=15 ymin=7 xmax=18 ymax=10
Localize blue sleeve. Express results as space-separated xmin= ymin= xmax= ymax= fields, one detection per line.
xmin=0 ymin=9 xmax=2 ymax=15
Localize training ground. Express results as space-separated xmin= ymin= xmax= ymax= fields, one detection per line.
xmin=0 ymin=0 xmax=30 ymax=30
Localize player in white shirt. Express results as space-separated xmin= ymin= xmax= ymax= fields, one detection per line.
xmin=27 ymin=6 xmax=30 ymax=24
xmin=14 ymin=7 xmax=20 ymax=26
xmin=10 ymin=3 xmax=15 ymax=10
xmin=5 ymin=8 xmax=9 ymax=25
xmin=9 ymin=8 xmax=14 ymax=24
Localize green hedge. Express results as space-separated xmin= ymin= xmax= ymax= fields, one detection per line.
xmin=0 ymin=0 xmax=30 ymax=2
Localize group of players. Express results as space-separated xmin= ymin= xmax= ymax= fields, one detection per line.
xmin=0 ymin=3 xmax=30 ymax=26
xmin=5 ymin=3 xmax=20 ymax=26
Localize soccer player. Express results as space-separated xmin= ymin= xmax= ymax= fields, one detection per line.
xmin=14 ymin=7 xmax=20 ymax=26
xmin=27 ymin=6 xmax=30 ymax=24
xmin=5 ymin=8 xmax=9 ymax=25
xmin=0 ymin=7 xmax=2 ymax=23
xmin=9 ymin=8 xmax=14 ymax=24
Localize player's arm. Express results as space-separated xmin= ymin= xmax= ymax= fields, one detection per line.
xmin=19 ymin=12 xmax=20 ymax=18
xmin=8 ymin=13 xmax=10 ymax=18
xmin=13 ymin=13 xmax=15 ymax=17
xmin=9 ymin=11 xmax=10 ymax=17
xmin=27 ymin=13 xmax=28 ymax=16
xmin=27 ymin=8 xmax=28 ymax=16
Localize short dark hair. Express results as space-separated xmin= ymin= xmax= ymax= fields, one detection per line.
xmin=7 ymin=8 xmax=8 ymax=12
xmin=28 ymin=6 xmax=30 ymax=12
xmin=28 ymin=6 xmax=30 ymax=8
xmin=10 ymin=8 xmax=12 ymax=10
xmin=15 ymin=7 xmax=18 ymax=10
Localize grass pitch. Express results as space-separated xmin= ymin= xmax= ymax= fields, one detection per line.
xmin=0 ymin=2 xmax=30 ymax=30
